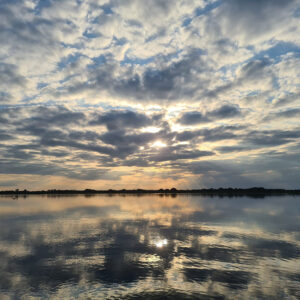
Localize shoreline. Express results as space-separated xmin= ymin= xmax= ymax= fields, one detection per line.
xmin=1 ymin=187 xmax=300 ymax=197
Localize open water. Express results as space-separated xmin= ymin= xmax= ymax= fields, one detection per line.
xmin=0 ymin=194 xmax=299 ymax=299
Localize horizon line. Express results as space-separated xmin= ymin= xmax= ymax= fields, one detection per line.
xmin=1 ymin=187 xmax=300 ymax=196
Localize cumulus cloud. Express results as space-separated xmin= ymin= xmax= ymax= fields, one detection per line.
xmin=263 ymin=108 xmax=300 ymax=121
xmin=54 ymin=48 xmax=211 ymax=103
xmin=178 ymin=104 xmax=241 ymax=125
xmin=178 ymin=111 xmax=210 ymax=125
xmin=89 ymin=110 xmax=153 ymax=130
xmin=217 ymin=0 xmax=298 ymax=45
xmin=208 ymin=104 xmax=241 ymax=119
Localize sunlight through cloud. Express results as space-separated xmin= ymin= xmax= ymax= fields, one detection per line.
xmin=141 ymin=126 xmax=161 ymax=133
xmin=151 ymin=141 xmax=167 ymax=148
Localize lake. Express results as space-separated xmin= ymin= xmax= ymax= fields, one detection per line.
xmin=0 ymin=194 xmax=299 ymax=299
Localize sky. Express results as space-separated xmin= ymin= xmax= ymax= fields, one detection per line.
xmin=0 ymin=0 xmax=300 ymax=190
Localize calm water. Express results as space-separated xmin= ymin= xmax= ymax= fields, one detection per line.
xmin=0 ymin=194 xmax=299 ymax=300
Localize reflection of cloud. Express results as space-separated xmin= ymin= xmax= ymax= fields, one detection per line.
xmin=0 ymin=194 xmax=299 ymax=299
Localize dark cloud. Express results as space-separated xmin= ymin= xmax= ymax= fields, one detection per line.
xmin=0 ymin=131 xmax=13 ymax=141
xmin=178 ymin=111 xmax=210 ymax=125
xmin=90 ymin=110 xmax=152 ymax=130
xmin=0 ymin=0 xmax=76 ymax=54
xmin=211 ymin=128 xmax=300 ymax=152
xmin=100 ymin=130 xmax=155 ymax=146
xmin=122 ymin=158 xmax=149 ymax=167
xmin=0 ymin=107 xmax=160 ymax=163
xmin=0 ymin=160 xmax=63 ymax=176
xmin=38 ymin=138 xmax=115 ymax=157
xmin=274 ymin=91 xmax=300 ymax=107
xmin=149 ymin=148 xmax=214 ymax=163
xmin=23 ymin=106 xmax=86 ymax=127
xmin=245 ymin=129 xmax=300 ymax=147
xmin=219 ymin=0 xmax=296 ymax=39
xmin=62 ymin=49 xmax=210 ymax=102
xmin=208 ymin=104 xmax=241 ymax=119
xmin=0 ymin=159 xmax=120 ymax=181
xmin=0 ymin=63 xmax=27 ymax=88
xmin=141 ymin=52 xmax=199 ymax=99
xmin=178 ymin=105 xmax=241 ymax=126
xmin=204 ymin=58 xmax=275 ymax=99
xmin=263 ymin=108 xmax=300 ymax=121
xmin=180 ymin=149 xmax=300 ymax=188
xmin=240 ymin=59 xmax=270 ymax=79
xmin=176 ymin=126 xmax=240 ymax=142
xmin=216 ymin=146 xmax=249 ymax=153
xmin=201 ymin=128 xmax=238 ymax=142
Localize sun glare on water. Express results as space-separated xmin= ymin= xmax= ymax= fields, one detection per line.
xmin=154 ymin=239 xmax=168 ymax=248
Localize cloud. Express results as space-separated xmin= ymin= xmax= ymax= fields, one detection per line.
xmin=148 ymin=147 xmax=214 ymax=163
xmin=208 ymin=104 xmax=241 ymax=119
xmin=274 ymin=92 xmax=300 ymax=107
xmin=178 ymin=111 xmax=210 ymax=125
xmin=239 ymin=59 xmax=271 ymax=81
xmin=0 ymin=63 xmax=27 ymax=88
xmin=58 ymin=48 xmax=210 ymax=103
xmin=204 ymin=58 xmax=276 ymax=100
xmin=217 ymin=0 xmax=297 ymax=44
xmin=178 ymin=104 xmax=241 ymax=126
xmin=0 ymin=63 xmax=28 ymax=104
xmin=179 ymin=152 xmax=300 ymax=189
xmin=263 ymin=108 xmax=300 ymax=121
xmin=245 ymin=129 xmax=300 ymax=147
xmin=216 ymin=146 xmax=248 ymax=154
xmin=90 ymin=110 xmax=153 ymax=130
xmin=176 ymin=125 xmax=241 ymax=142
xmin=0 ymin=0 xmax=300 ymax=188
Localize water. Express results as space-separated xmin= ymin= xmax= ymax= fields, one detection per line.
xmin=0 ymin=194 xmax=299 ymax=299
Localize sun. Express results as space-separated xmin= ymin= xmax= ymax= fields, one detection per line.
xmin=151 ymin=140 xmax=167 ymax=148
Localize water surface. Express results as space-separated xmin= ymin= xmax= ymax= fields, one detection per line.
xmin=0 ymin=194 xmax=299 ymax=299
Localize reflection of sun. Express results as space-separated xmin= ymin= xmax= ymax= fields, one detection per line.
xmin=151 ymin=140 xmax=167 ymax=148
xmin=154 ymin=239 xmax=168 ymax=248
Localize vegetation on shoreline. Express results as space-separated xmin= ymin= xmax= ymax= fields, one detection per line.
xmin=1 ymin=187 xmax=300 ymax=197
